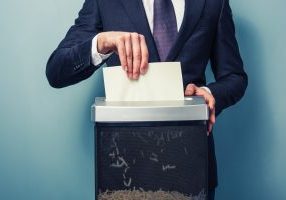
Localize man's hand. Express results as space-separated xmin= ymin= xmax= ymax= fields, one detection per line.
xmin=97 ymin=31 xmax=149 ymax=80
xmin=185 ymin=84 xmax=216 ymax=135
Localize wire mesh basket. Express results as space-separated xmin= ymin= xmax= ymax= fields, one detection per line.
xmin=95 ymin=122 xmax=208 ymax=200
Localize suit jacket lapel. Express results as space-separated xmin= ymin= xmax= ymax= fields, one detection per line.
xmin=166 ymin=0 xmax=206 ymax=61
xmin=119 ymin=0 xmax=160 ymax=62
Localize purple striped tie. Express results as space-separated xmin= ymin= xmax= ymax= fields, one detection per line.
xmin=153 ymin=0 xmax=178 ymax=61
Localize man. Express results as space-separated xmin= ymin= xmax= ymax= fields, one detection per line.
xmin=46 ymin=0 xmax=248 ymax=199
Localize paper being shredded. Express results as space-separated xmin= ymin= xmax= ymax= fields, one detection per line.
xmin=103 ymin=62 xmax=184 ymax=102
xmin=98 ymin=189 xmax=206 ymax=200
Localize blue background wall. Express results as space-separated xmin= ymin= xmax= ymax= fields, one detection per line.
xmin=0 ymin=0 xmax=285 ymax=199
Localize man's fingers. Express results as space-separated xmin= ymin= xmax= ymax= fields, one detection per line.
xmin=208 ymin=97 xmax=215 ymax=133
xmin=185 ymin=84 xmax=196 ymax=96
xmin=210 ymin=108 xmax=216 ymax=124
xmin=202 ymin=91 xmax=216 ymax=130
xmin=131 ymin=33 xmax=141 ymax=80
xmin=196 ymin=88 xmax=215 ymax=110
xmin=124 ymin=33 xmax=132 ymax=74
xmin=208 ymin=108 xmax=216 ymax=133
xmin=207 ymin=96 xmax=215 ymax=111
xmin=184 ymin=85 xmax=216 ymax=135
xmin=205 ymin=95 xmax=215 ymax=134
xmin=193 ymin=87 xmax=216 ymax=134
xmin=112 ymin=32 xmax=149 ymax=79
xmin=116 ymin=37 xmax=127 ymax=71
xmin=139 ymin=35 xmax=149 ymax=75
xmin=208 ymin=123 xmax=213 ymax=136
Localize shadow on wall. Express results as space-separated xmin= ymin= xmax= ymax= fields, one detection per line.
xmin=211 ymin=16 xmax=276 ymax=199
xmin=73 ymin=68 xmax=105 ymax=199
xmin=79 ymin=68 xmax=105 ymax=153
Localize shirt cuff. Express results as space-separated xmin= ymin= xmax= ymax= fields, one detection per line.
xmin=200 ymin=86 xmax=212 ymax=95
xmin=91 ymin=34 xmax=113 ymax=66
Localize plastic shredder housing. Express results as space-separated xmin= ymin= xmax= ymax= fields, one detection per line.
xmin=91 ymin=97 xmax=209 ymax=199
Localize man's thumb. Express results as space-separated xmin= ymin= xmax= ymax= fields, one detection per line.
xmin=184 ymin=84 xmax=196 ymax=96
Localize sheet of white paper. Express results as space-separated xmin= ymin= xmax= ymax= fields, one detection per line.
xmin=103 ymin=62 xmax=184 ymax=101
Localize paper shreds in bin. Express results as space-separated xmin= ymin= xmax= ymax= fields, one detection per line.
xmin=98 ymin=189 xmax=206 ymax=200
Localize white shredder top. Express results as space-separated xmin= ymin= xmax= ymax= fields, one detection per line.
xmin=91 ymin=97 xmax=209 ymax=122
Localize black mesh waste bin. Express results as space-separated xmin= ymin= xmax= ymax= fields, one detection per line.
xmin=91 ymin=97 xmax=209 ymax=200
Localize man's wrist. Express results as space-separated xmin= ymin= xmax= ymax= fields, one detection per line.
xmin=91 ymin=34 xmax=113 ymax=66
xmin=200 ymin=86 xmax=212 ymax=95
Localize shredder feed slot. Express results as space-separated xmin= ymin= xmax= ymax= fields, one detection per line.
xmin=91 ymin=97 xmax=209 ymax=122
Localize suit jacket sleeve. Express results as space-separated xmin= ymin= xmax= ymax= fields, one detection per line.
xmin=46 ymin=0 xmax=103 ymax=88
xmin=207 ymin=0 xmax=248 ymax=116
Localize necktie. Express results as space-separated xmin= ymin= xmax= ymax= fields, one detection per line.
xmin=153 ymin=0 xmax=178 ymax=61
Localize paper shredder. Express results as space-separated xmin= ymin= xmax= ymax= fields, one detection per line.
xmin=91 ymin=97 xmax=209 ymax=199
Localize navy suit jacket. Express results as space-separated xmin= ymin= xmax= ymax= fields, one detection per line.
xmin=46 ymin=0 xmax=248 ymax=189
